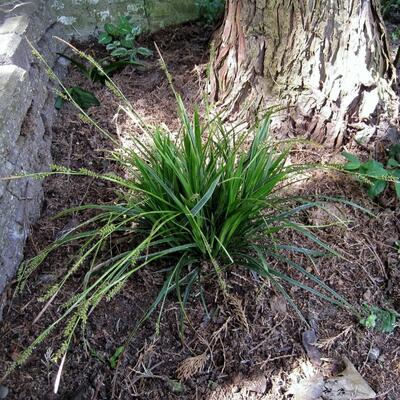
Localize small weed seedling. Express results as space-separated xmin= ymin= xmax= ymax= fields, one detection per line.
xmin=342 ymin=148 xmax=400 ymax=199
xmin=360 ymin=304 xmax=398 ymax=333
xmin=98 ymin=16 xmax=152 ymax=62
xmin=108 ymin=346 xmax=124 ymax=369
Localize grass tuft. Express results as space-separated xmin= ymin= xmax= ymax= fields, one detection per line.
xmin=5 ymin=45 xmax=359 ymax=387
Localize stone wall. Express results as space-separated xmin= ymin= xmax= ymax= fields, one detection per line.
xmin=0 ymin=0 xmax=198 ymax=313
xmin=0 ymin=1 xmax=67 ymax=313
xmin=51 ymin=0 xmax=198 ymax=38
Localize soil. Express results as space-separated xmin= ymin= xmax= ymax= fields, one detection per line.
xmin=0 ymin=23 xmax=400 ymax=400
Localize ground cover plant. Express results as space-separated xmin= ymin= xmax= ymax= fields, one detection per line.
xmin=342 ymin=146 xmax=400 ymax=200
xmin=98 ymin=16 xmax=152 ymax=62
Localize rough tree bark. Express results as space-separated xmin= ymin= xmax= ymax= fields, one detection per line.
xmin=210 ymin=0 xmax=399 ymax=147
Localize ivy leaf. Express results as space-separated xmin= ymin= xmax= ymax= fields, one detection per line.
xmin=342 ymin=152 xmax=361 ymax=171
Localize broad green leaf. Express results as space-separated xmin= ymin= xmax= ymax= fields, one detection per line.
xmin=101 ymin=60 xmax=142 ymax=78
xmin=360 ymin=314 xmax=377 ymax=329
xmin=367 ymin=179 xmax=387 ymax=198
xmin=105 ymin=23 xmax=119 ymax=37
xmin=361 ymin=159 xmax=387 ymax=178
xmin=68 ymin=87 xmax=100 ymax=110
xmin=98 ymin=32 xmax=112 ymax=45
xmin=360 ymin=305 xmax=397 ymax=333
xmin=118 ymin=16 xmax=131 ymax=35
xmin=342 ymin=151 xmax=361 ymax=170
xmin=111 ymin=47 xmax=129 ymax=58
xmin=121 ymin=38 xmax=134 ymax=49
xmin=137 ymin=47 xmax=153 ymax=57
xmin=387 ymin=158 xmax=399 ymax=168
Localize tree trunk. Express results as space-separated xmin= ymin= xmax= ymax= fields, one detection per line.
xmin=210 ymin=0 xmax=399 ymax=147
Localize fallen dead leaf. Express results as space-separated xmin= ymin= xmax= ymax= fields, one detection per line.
xmin=323 ymin=357 xmax=376 ymax=399
xmin=302 ymin=329 xmax=322 ymax=366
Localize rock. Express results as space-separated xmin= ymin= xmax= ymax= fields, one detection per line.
xmin=368 ymin=347 xmax=380 ymax=362
xmin=0 ymin=2 xmax=67 ymax=314
xmin=0 ymin=385 xmax=8 ymax=399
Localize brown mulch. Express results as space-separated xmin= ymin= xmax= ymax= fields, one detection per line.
xmin=0 ymin=23 xmax=399 ymax=400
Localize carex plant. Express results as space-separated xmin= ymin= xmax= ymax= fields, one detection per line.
xmin=5 ymin=42 xmax=361 ymax=388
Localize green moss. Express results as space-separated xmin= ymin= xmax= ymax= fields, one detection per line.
xmin=146 ymin=0 xmax=199 ymax=29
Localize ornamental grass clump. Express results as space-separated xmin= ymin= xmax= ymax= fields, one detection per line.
xmin=5 ymin=45 xmax=356 ymax=388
